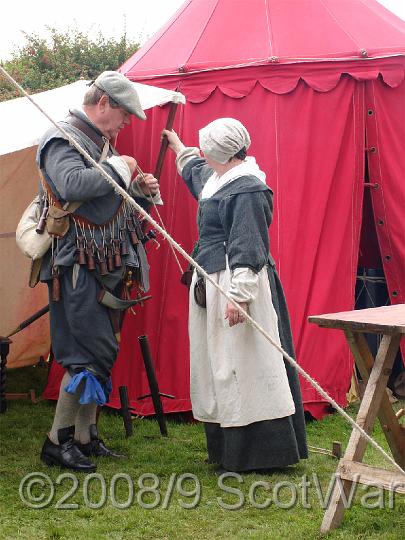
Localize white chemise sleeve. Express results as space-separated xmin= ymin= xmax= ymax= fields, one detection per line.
xmin=228 ymin=267 xmax=260 ymax=303
xmin=175 ymin=147 xmax=201 ymax=174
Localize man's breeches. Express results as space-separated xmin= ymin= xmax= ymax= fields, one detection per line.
xmin=48 ymin=265 xmax=119 ymax=380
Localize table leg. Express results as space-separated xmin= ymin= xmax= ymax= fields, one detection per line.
xmin=321 ymin=333 xmax=401 ymax=533
xmin=345 ymin=331 xmax=405 ymax=468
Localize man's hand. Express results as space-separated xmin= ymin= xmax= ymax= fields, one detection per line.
xmin=225 ymin=301 xmax=248 ymax=327
xmin=136 ymin=173 xmax=160 ymax=196
xmin=120 ymin=155 xmax=137 ymax=176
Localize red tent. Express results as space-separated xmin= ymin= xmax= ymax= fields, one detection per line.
xmin=44 ymin=0 xmax=405 ymax=419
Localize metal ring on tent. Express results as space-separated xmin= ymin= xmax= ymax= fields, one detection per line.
xmin=364 ymin=182 xmax=379 ymax=189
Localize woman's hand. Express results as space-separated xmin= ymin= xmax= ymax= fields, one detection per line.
xmin=162 ymin=129 xmax=185 ymax=154
xmin=225 ymin=301 xmax=248 ymax=327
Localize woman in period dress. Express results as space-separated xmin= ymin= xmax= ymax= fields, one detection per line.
xmin=164 ymin=118 xmax=307 ymax=473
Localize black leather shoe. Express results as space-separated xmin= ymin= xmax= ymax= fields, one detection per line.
xmin=40 ymin=427 xmax=96 ymax=472
xmin=76 ymin=424 xmax=125 ymax=459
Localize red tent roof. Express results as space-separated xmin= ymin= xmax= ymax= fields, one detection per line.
xmin=120 ymin=0 xmax=405 ymax=78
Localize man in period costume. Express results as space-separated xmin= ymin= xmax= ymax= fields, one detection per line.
xmin=39 ymin=71 xmax=162 ymax=472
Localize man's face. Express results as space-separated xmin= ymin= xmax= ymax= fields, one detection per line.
xmin=95 ymin=95 xmax=132 ymax=140
xmin=102 ymin=102 xmax=132 ymax=139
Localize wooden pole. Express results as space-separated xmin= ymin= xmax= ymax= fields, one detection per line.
xmin=153 ymin=101 xmax=179 ymax=181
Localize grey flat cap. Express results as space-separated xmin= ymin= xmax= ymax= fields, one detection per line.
xmin=94 ymin=71 xmax=146 ymax=120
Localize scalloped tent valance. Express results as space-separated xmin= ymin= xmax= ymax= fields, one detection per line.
xmin=125 ymin=57 xmax=405 ymax=103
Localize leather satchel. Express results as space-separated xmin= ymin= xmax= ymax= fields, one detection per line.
xmin=193 ymin=275 xmax=207 ymax=308
xmin=46 ymin=205 xmax=71 ymax=237
xmin=15 ymin=195 xmax=52 ymax=260
xmin=180 ymin=263 xmax=194 ymax=288
xmin=16 ymin=198 xmax=82 ymax=260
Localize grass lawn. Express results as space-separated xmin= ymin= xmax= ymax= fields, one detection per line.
xmin=0 ymin=365 xmax=404 ymax=540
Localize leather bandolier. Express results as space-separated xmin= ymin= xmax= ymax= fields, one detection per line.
xmin=37 ymin=113 xmax=150 ymax=333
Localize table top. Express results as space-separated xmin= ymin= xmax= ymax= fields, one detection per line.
xmin=308 ymin=304 xmax=405 ymax=334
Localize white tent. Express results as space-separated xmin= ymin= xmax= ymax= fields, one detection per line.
xmin=0 ymin=80 xmax=185 ymax=367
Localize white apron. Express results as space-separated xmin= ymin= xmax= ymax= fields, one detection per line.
xmin=189 ymin=264 xmax=295 ymax=427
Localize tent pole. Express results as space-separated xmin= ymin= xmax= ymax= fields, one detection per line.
xmin=153 ymin=101 xmax=179 ymax=181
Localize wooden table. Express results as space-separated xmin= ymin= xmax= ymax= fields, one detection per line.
xmin=308 ymin=304 xmax=405 ymax=533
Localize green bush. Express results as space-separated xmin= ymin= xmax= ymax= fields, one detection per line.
xmin=0 ymin=26 xmax=139 ymax=102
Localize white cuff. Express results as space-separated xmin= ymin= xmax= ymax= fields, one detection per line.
xmin=176 ymin=147 xmax=201 ymax=174
xmin=129 ymin=178 xmax=163 ymax=205
xmin=146 ymin=191 xmax=163 ymax=205
xmin=106 ymin=156 xmax=131 ymax=189
xmin=228 ymin=267 xmax=259 ymax=303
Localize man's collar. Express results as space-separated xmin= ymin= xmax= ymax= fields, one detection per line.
xmin=67 ymin=109 xmax=108 ymax=152
xmin=68 ymin=108 xmax=105 ymax=139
